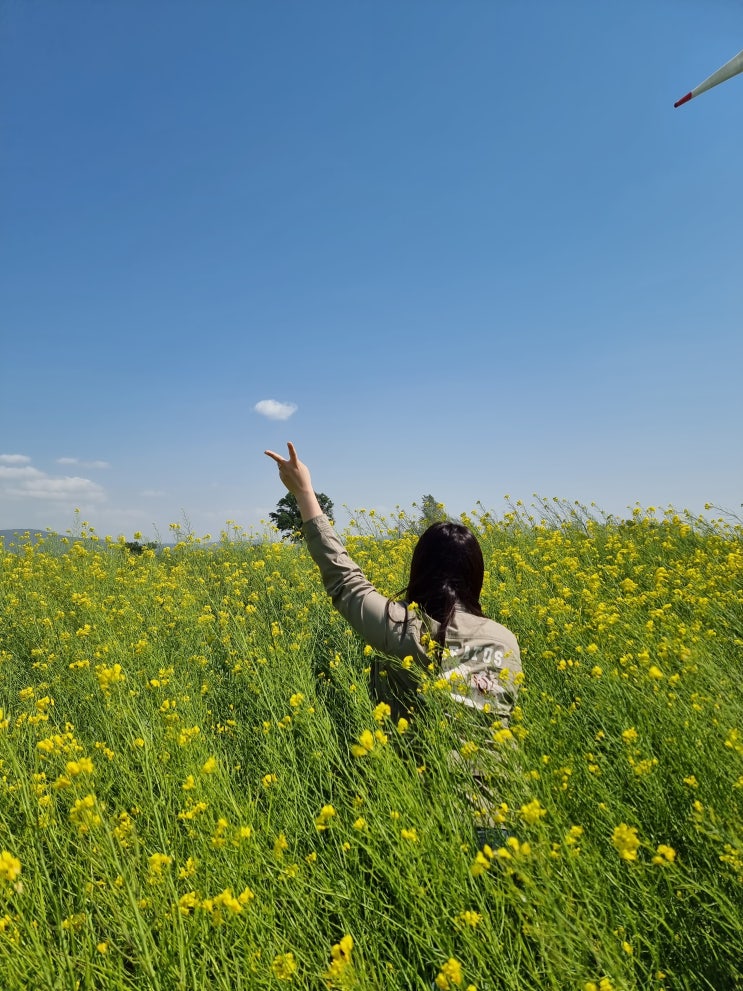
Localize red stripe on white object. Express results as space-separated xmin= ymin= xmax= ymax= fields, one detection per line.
xmin=674 ymin=91 xmax=693 ymax=108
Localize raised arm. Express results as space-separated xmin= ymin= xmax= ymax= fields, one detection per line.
xmin=264 ymin=442 xmax=323 ymax=522
xmin=264 ymin=443 xmax=414 ymax=656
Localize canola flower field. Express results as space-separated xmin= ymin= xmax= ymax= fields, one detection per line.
xmin=0 ymin=500 xmax=742 ymax=991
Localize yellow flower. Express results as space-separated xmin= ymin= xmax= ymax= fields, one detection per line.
xmin=400 ymin=828 xmax=419 ymax=842
xmin=519 ymin=799 xmax=547 ymax=825
xmin=178 ymin=800 xmax=208 ymax=821
xmin=201 ymin=756 xmax=217 ymax=775
xmin=238 ymin=886 xmax=254 ymax=905
xmin=211 ymin=887 xmax=244 ymax=915
xmin=351 ymin=729 xmax=375 ymax=757
xmin=611 ymin=823 xmax=640 ymax=861
xmin=148 ymin=852 xmax=173 ymax=874
xmin=178 ymin=891 xmax=200 ymax=916
xmin=435 ymin=957 xmax=463 ymax=989
xmin=373 ymin=702 xmax=391 ymax=723
xmin=492 ymin=727 xmax=513 ymax=744
xmin=470 ymin=850 xmax=492 ymax=876
xmin=262 ymin=773 xmax=278 ymax=788
xmin=324 ymin=934 xmax=353 ymax=986
xmin=95 ymin=663 xmax=126 ymax=692
xmin=178 ymin=857 xmax=198 ymax=879
xmin=272 ymin=952 xmax=297 ymax=981
xmin=69 ymin=793 xmax=102 ymax=834
xmin=65 ymin=757 xmax=94 ymax=776
xmin=0 ymin=851 xmax=21 ymax=884
xmin=396 ymin=717 xmax=409 ymax=734
xmin=652 ymin=844 xmax=676 ymax=865
xmin=454 ymin=910 xmax=482 ymax=928
xmin=61 ymin=912 xmax=87 ymax=931
xmin=315 ymin=805 xmax=336 ymax=831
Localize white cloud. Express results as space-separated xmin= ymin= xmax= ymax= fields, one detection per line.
xmin=0 ymin=453 xmax=31 ymax=465
xmin=0 ymin=465 xmax=43 ymax=480
xmin=0 ymin=460 xmax=105 ymax=504
xmin=9 ymin=476 xmax=105 ymax=502
xmin=57 ymin=457 xmax=110 ymax=469
xmin=254 ymin=399 xmax=298 ymax=421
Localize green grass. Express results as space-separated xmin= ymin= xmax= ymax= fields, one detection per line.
xmin=0 ymin=502 xmax=741 ymax=990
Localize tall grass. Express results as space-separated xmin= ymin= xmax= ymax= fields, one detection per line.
xmin=0 ymin=502 xmax=741 ymax=990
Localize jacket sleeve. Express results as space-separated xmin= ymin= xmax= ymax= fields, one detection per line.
xmin=301 ymin=514 xmax=406 ymax=654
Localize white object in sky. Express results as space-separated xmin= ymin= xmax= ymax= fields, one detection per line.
xmin=674 ymin=48 xmax=743 ymax=107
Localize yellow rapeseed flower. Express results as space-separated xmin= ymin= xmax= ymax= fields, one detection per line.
xmin=454 ymin=910 xmax=482 ymax=928
xmin=351 ymin=729 xmax=375 ymax=757
xmin=148 ymin=852 xmax=173 ymax=874
xmin=178 ymin=891 xmax=200 ymax=916
xmin=324 ymin=934 xmax=353 ymax=987
xmin=652 ymin=844 xmax=677 ymax=865
xmin=315 ymin=805 xmax=336 ymax=832
xmin=65 ymin=757 xmax=94 ymax=776
xmin=69 ymin=793 xmax=101 ymax=834
xmin=0 ymin=851 xmax=21 ymax=884
xmin=519 ymin=799 xmax=547 ymax=825
xmin=611 ymin=823 xmax=640 ymax=861
xmin=373 ymin=702 xmax=391 ymax=723
xmin=272 ymin=952 xmax=297 ymax=981
xmin=435 ymin=957 xmax=463 ymax=989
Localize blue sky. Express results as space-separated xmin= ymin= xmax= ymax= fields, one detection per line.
xmin=2 ymin=1 xmax=741 ymax=538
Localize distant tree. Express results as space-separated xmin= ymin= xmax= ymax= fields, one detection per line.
xmin=412 ymin=494 xmax=449 ymax=535
xmin=124 ymin=540 xmax=158 ymax=555
xmin=269 ymin=491 xmax=334 ymax=542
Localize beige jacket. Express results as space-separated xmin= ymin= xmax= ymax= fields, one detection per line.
xmin=303 ymin=515 xmax=522 ymax=723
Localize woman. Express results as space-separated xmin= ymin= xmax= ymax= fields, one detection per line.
xmin=265 ymin=443 xmax=522 ymax=726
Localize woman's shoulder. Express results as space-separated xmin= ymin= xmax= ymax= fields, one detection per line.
xmin=451 ymin=609 xmax=519 ymax=651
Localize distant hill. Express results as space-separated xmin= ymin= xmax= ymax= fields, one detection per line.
xmin=0 ymin=529 xmax=259 ymax=553
xmin=0 ymin=528 xmax=59 ymax=544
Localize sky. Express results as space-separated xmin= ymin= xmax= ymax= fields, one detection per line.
xmin=2 ymin=0 xmax=742 ymax=539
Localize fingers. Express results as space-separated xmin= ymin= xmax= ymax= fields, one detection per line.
xmin=265 ymin=442 xmax=299 ymax=468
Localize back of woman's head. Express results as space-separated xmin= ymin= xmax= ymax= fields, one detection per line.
xmin=406 ymin=522 xmax=485 ymax=636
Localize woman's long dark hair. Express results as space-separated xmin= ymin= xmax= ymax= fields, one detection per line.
xmin=401 ymin=521 xmax=485 ymax=648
